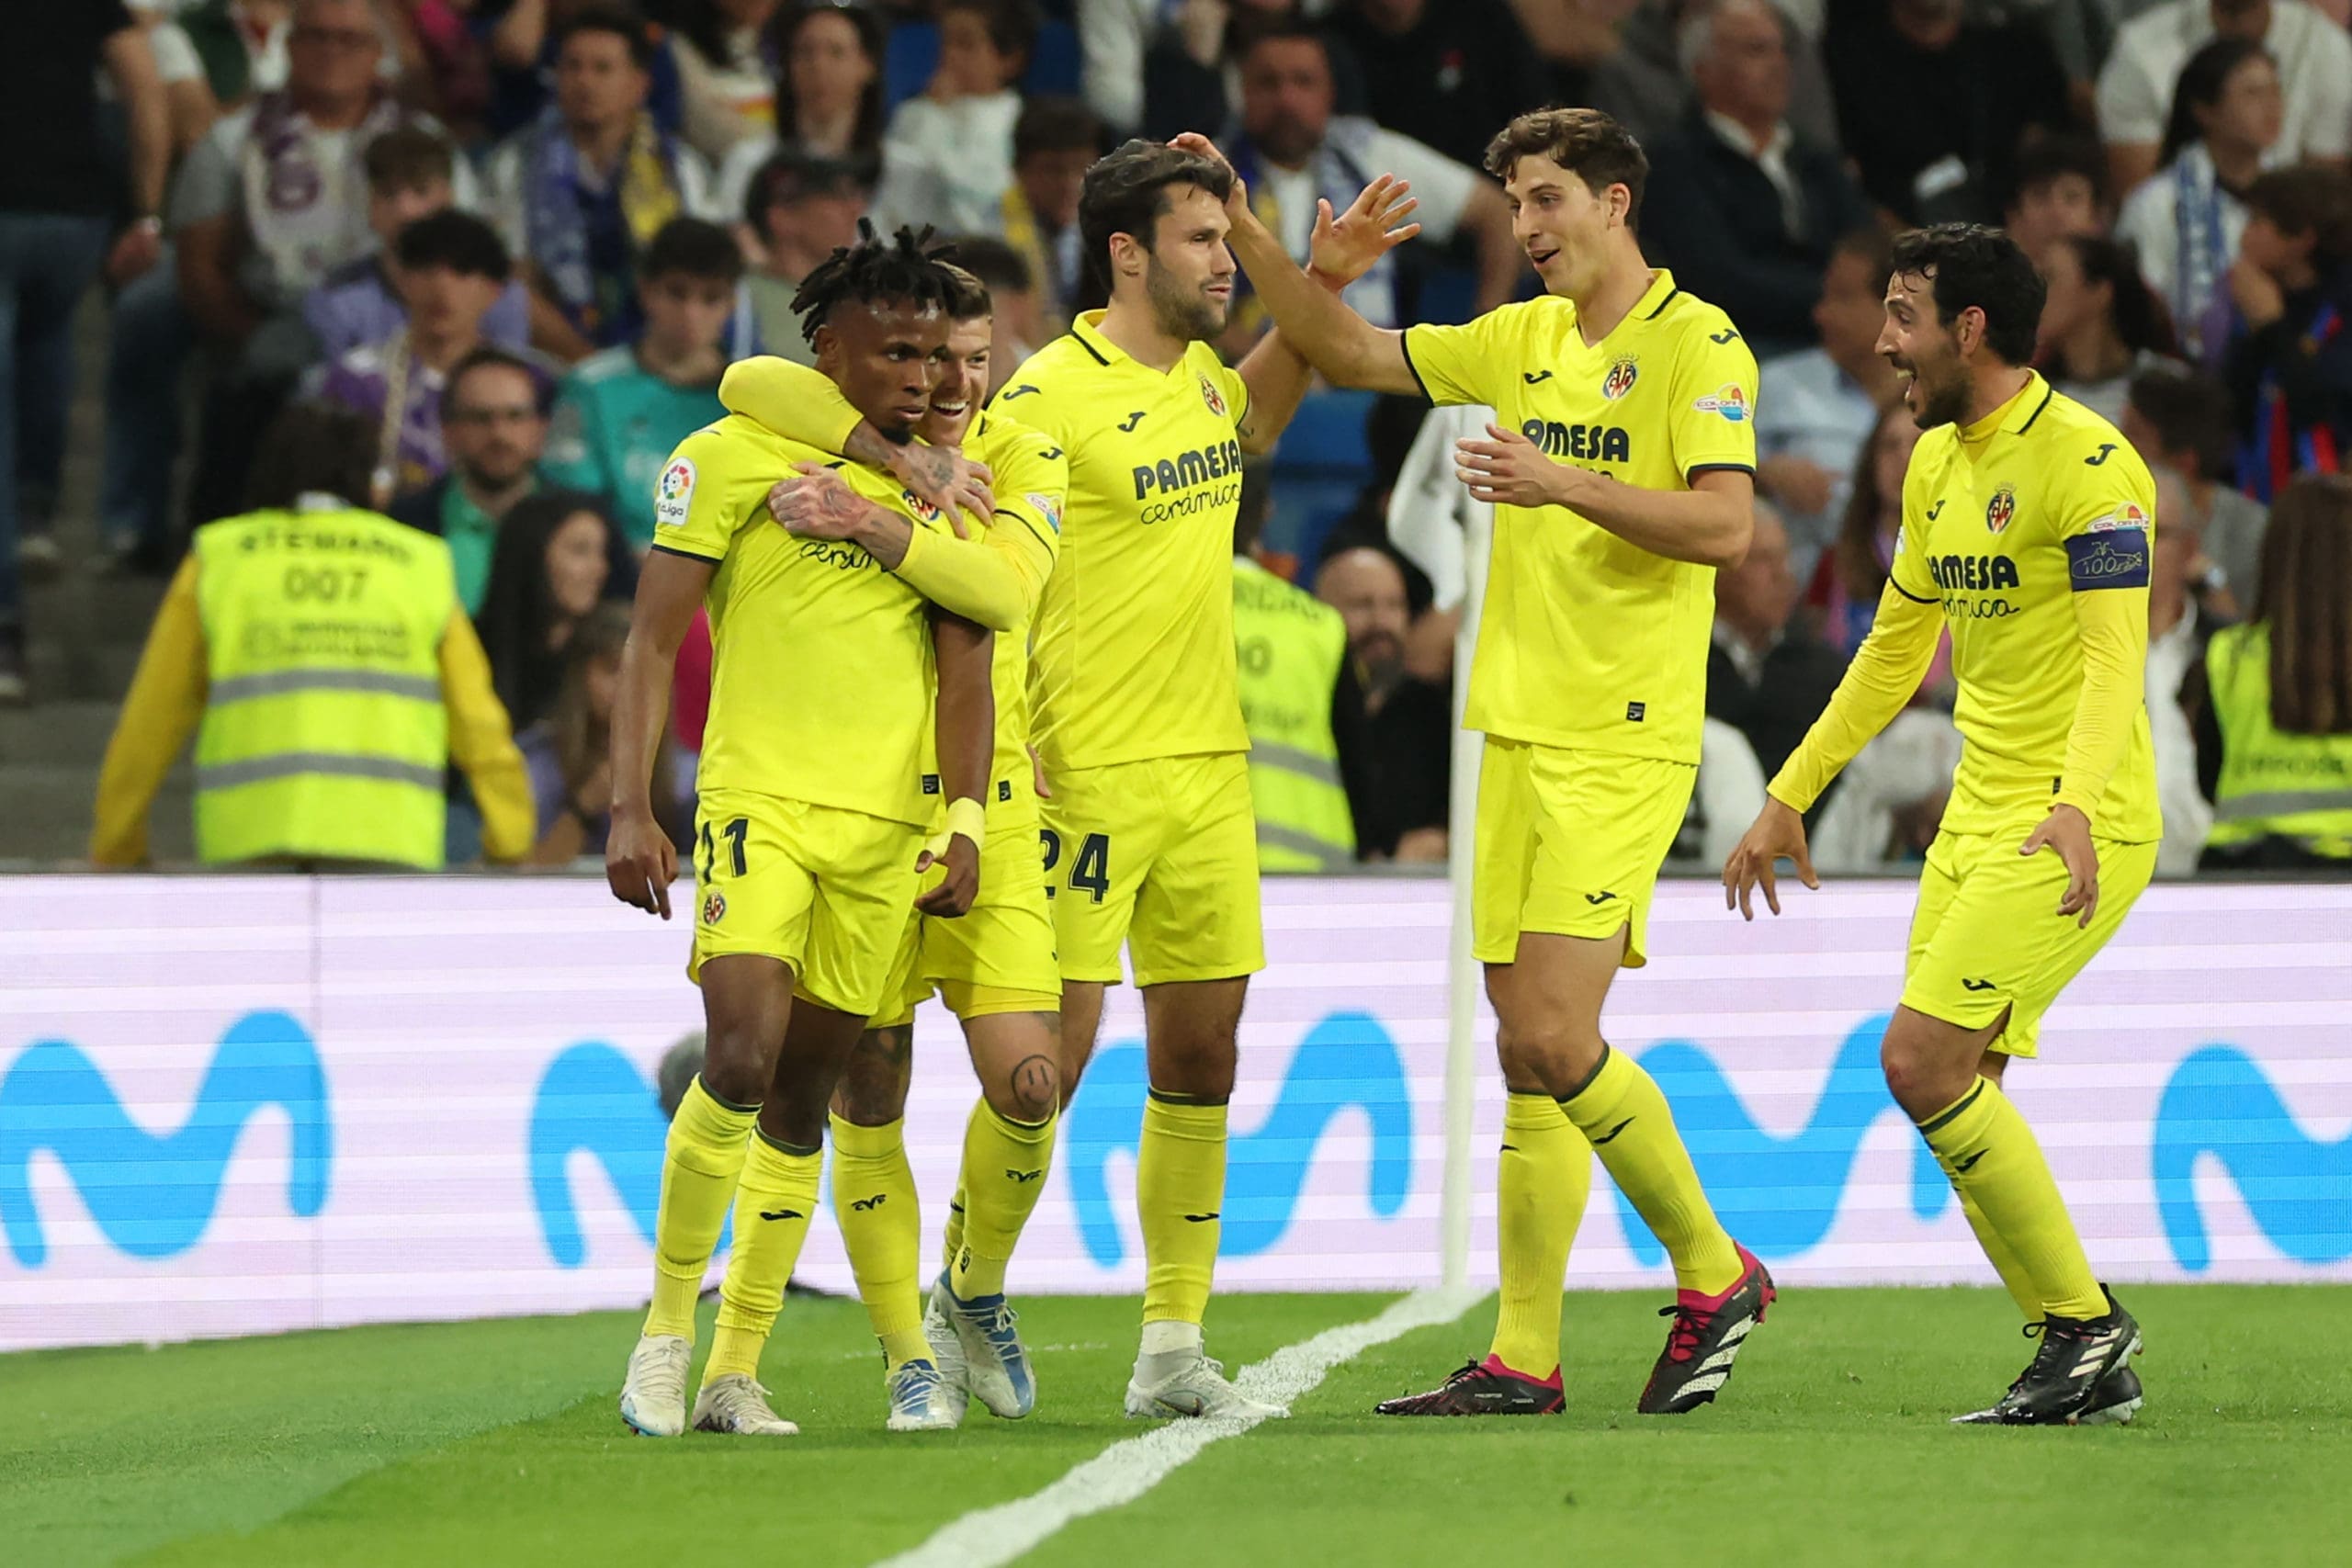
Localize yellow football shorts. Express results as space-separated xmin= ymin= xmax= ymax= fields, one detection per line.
xmin=872 ymin=814 xmax=1062 ymax=1028
xmin=1900 ymin=825 xmax=2156 ymax=1058
xmin=1472 ymin=739 xmax=1696 ymax=968
xmin=687 ymin=786 xmax=924 ymax=1016
xmin=1042 ymin=750 xmax=1264 ymax=987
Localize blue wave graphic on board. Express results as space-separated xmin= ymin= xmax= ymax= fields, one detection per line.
xmin=0 ymin=1010 xmax=329 ymax=1267
xmin=1611 ymin=1014 xmax=1949 ymax=1265
xmin=1064 ymin=1010 xmax=1412 ymax=1266
xmin=529 ymin=1042 xmax=673 ymax=1267
xmin=2154 ymin=1045 xmax=2352 ymax=1271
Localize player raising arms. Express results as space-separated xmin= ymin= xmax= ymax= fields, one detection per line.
xmin=605 ymin=229 xmax=1000 ymax=1439
xmin=714 ymin=265 xmax=1069 ymax=1430
xmin=1188 ymin=107 xmax=1776 ymax=1417
xmin=1724 ymin=225 xmax=2159 ymax=1427
xmin=750 ymin=140 xmax=1419 ymax=1419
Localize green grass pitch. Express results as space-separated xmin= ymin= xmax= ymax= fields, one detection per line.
xmin=6 ymin=1285 xmax=2347 ymax=1567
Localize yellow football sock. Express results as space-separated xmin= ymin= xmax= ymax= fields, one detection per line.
xmin=1561 ymin=1046 xmax=1743 ymax=1294
xmin=1958 ymin=1186 xmax=2041 ymax=1323
xmin=1137 ymin=1092 xmax=1227 ymax=1325
xmin=942 ymin=1180 xmax=967 ymax=1277
xmin=1917 ymin=1078 xmax=2105 ymax=1321
xmin=706 ymin=1130 xmax=821 ymax=1380
xmin=1489 ymin=1092 xmax=1593 ymax=1376
xmin=642 ymin=1076 xmax=756 ymax=1341
xmin=949 ymin=1099 xmax=1057 ymax=1301
xmin=830 ymin=1114 xmax=928 ymax=1368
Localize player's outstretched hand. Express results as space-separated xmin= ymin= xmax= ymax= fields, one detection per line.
xmin=1310 ymin=175 xmax=1420 ymax=288
xmin=1722 ymin=795 xmax=1818 ymax=920
xmin=2020 ymin=804 xmax=2098 ymax=929
xmin=915 ymin=831 xmax=980 ymax=918
xmin=606 ymin=807 xmax=677 ymax=919
xmin=1456 ymin=423 xmax=1570 ymax=508
xmin=1169 ymin=132 xmax=1248 ymax=219
xmin=890 ymin=443 xmax=994 ymax=536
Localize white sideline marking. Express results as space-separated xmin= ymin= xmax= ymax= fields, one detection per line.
xmin=874 ymin=1287 xmax=1485 ymax=1568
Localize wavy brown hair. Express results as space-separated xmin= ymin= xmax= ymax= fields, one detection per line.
xmin=2254 ymin=474 xmax=2352 ymax=734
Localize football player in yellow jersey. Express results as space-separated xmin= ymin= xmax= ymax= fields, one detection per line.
xmin=707 ymin=267 xmax=1070 ymax=1430
xmin=603 ymin=230 xmax=1002 ymax=1440
xmin=1189 ymin=107 xmax=1779 ymax=1418
xmin=1725 ymin=225 xmax=2159 ymax=1427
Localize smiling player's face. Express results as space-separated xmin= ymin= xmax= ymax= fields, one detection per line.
xmin=1878 ymin=268 xmax=1972 ymax=430
xmin=1505 ymin=155 xmax=1614 ymax=299
xmin=920 ymin=316 xmax=992 ymax=448
xmin=818 ymin=299 xmax=950 ymax=438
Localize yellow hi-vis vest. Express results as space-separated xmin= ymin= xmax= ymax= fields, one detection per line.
xmin=2204 ymin=620 xmax=2352 ymax=860
xmin=192 ymin=504 xmax=458 ymax=868
xmin=1232 ymin=557 xmax=1355 ymax=870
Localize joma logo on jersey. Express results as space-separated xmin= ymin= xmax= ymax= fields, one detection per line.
xmin=1131 ymin=439 xmax=1244 ymax=499
xmin=1521 ymin=418 xmax=1630 ymax=462
xmin=1927 ymin=553 xmax=2021 ymax=592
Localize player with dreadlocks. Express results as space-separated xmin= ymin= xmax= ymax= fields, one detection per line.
xmin=606 ymin=224 xmax=1005 ymax=1439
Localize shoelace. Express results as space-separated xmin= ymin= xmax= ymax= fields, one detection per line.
xmin=1658 ymin=1302 xmax=1713 ymax=1364
xmin=717 ymin=1377 xmax=781 ymax=1420
xmin=1440 ymin=1359 xmax=1486 ymax=1388
xmin=637 ymin=1343 xmax=688 ymax=1404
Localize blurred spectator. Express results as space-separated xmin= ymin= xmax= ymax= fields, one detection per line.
xmin=170 ymin=0 xmax=294 ymax=110
xmin=1083 ymin=0 xmax=1320 ymax=139
xmin=486 ymin=6 xmax=718 ymax=356
xmin=740 ymin=149 xmax=874 ymax=359
xmin=520 ymin=601 xmax=695 ymax=863
xmin=90 ymin=401 xmax=534 ymax=868
xmin=1706 ymin=502 xmax=1846 ymax=776
xmin=0 ymin=2 xmax=166 ymax=700
xmin=484 ymin=0 xmax=689 ymax=142
xmin=713 ymin=0 xmax=889 ymax=213
xmin=2002 ymin=133 xmax=2112 ymax=258
xmin=1675 ymin=717 xmax=1770 ymax=868
xmin=1806 ymin=400 xmax=1955 ymax=697
xmin=2191 ymin=473 xmax=2352 ymax=870
xmin=2121 ymin=359 xmax=2266 ymax=606
xmin=996 ymin=96 xmax=1102 ymax=333
xmin=662 ymin=0 xmax=785 ymax=162
xmin=1755 ymin=229 xmax=1897 ymax=577
xmin=2114 ymin=39 xmax=2282 ymax=362
xmin=2220 ymin=164 xmax=2352 ymax=500
xmin=305 ymin=127 xmax=533 ymax=361
xmin=391 ymin=345 xmax=558 ymax=615
xmin=1642 ymin=0 xmax=1871 ymax=361
xmin=1329 ymin=0 xmax=1553 ymax=172
xmin=2146 ymin=466 xmax=2220 ymax=873
xmin=1822 ymin=0 xmax=2074 ymax=225
xmin=1234 ymin=526 xmax=1356 ymax=871
xmin=2096 ymin=0 xmax=2351 ymax=198
xmin=2033 ymin=233 xmax=2177 ymax=423
xmin=1808 ymin=705 xmax=1962 ymax=869
xmin=947 ymin=235 xmax=1045 ymax=393
xmin=314 ymin=209 xmax=517 ymax=505
xmin=1582 ymin=0 xmax=1843 ymax=153
xmin=871 ymin=0 xmax=1040 ymax=238
xmin=174 ymin=0 xmax=450 ymax=530
xmin=475 ymin=490 xmax=637 ymax=733
xmin=1386 ymin=401 xmax=1492 ymax=645
xmin=1226 ymin=23 xmax=1520 ymax=337
xmin=545 ymin=218 xmax=739 ymax=546
xmin=402 ymin=0 xmax=495 ymax=142
xmin=1318 ymin=545 xmax=1450 ymax=862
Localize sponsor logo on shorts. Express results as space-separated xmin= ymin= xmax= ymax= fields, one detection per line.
xmin=1626 ymin=701 xmax=1646 ymax=722
xmin=654 ymin=457 xmax=695 ymax=528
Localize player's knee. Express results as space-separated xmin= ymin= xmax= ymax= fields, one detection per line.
xmin=698 ymin=1028 xmax=771 ymax=1108
xmin=1878 ymin=1029 xmax=1969 ymax=1119
xmin=1496 ymin=1021 xmax=1604 ymax=1099
xmin=984 ymin=1051 xmax=1059 ymax=1122
xmin=833 ymin=1027 xmax=912 ymax=1126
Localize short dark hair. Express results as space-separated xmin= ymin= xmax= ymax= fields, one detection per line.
xmin=1013 ymin=96 xmax=1102 ymax=164
xmin=790 ymin=221 xmax=964 ymax=346
xmin=742 ymin=148 xmax=876 ymax=234
xmin=1832 ymin=224 xmax=1894 ymax=294
xmin=362 ymin=124 xmax=456 ymax=194
xmin=2007 ymin=131 xmax=2108 ymax=215
xmin=939 ymin=0 xmax=1041 ymax=66
xmin=945 ymin=233 xmax=1032 ymax=300
xmin=557 ymin=4 xmax=654 ymax=71
xmin=1236 ymin=17 xmax=1332 ymax=66
xmin=1483 ymin=107 xmax=1648 ymax=229
xmin=243 ymin=402 xmax=377 ymax=513
xmin=640 ymin=217 xmax=744 ymax=285
xmin=442 ymin=344 xmax=553 ymax=423
xmin=1078 ymin=139 xmax=1235 ymax=299
xmin=2054 ymin=234 xmax=2176 ymax=358
xmin=939 ymin=263 xmax=993 ymax=321
xmin=2125 ymin=361 xmax=2233 ymax=480
xmin=2245 ymin=164 xmax=2352 ymax=263
xmin=395 ymin=209 xmax=511 ymax=283
xmin=1887 ymin=223 xmax=2045 ymax=366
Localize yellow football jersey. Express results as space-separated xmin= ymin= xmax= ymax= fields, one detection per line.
xmin=1403 ymin=270 xmax=1758 ymax=764
xmin=962 ymin=404 xmax=1066 ymax=824
xmin=652 ymin=413 xmax=942 ymax=827
xmin=1889 ymin=373 xmax=2161 ymax=840
xmin=999 ymin=311 xmax=1253 ymax=773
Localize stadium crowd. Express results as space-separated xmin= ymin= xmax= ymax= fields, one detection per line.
xmin=7 ymin=0 xmax=2349 ymax=874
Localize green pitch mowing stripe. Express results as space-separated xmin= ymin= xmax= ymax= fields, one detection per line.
xmin=1032 ymin=1283 xmax=2352 ymax=1568
xmin=88 ymin=1292 xmax=1386 ymax=1566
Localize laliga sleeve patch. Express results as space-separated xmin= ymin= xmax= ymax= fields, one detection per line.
xmin=2065 ymin=528 xmax=2149 ymax=590
xmin=654 ymin=457 xmax=696 ymax=528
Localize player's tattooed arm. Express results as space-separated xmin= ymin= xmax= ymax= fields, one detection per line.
xmin=769 ymin=462 xmax=915 ymax=561
xmin=768 ymin=463 xmax=1033 ymax=632
xmin=841 ymin=424 xmax=993 ymax=536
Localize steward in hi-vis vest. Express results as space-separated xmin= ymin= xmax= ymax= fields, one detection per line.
xmin=1232 ymin=555 xmax=1355 ymax=870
